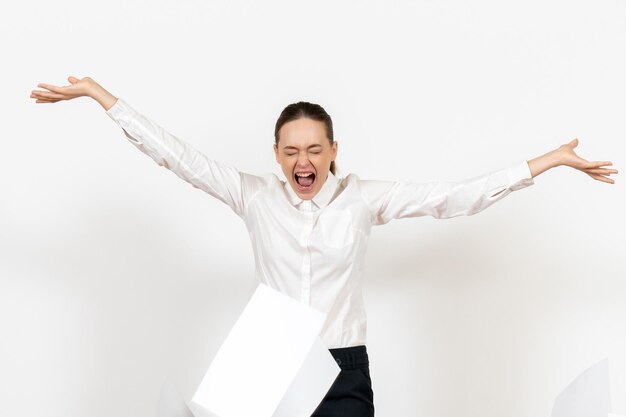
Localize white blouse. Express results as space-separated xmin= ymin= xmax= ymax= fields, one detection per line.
xmin=106 ymin=98 xmax=536 ymax=349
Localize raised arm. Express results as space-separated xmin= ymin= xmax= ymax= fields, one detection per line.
xmin=359 ymin=160 xmax=535 ymax=225
xmin=31 ymin=76 xmax=266 ymax=219
xmin=359 ymin=139 xmax=618 ymax=226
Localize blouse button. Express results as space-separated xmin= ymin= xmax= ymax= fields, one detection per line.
xmin=336 ymin=358 xmax=342 ymax=365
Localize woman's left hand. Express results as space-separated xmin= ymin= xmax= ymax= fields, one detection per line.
xmin=556 ymin=138 xmax=618 ymax=184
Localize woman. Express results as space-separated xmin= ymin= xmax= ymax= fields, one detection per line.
xmin=31 ymin=76 xmax=617 ymax=417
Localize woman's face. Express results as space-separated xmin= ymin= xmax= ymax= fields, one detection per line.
xmin=274 ymin=117 xmax=338 ymax=200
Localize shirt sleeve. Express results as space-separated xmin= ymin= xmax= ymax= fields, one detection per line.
xmin=358 ymin=160 xmax=535 ymax=225
xmin=105 ymin=97 xmax=260 ymax=219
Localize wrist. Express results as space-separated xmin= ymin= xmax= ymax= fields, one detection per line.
xmin=527 ymin=148 xmax=563 ymax=178
xmin=88 ymin=81 xmax=118 ymax=111
xmin=546 ymin=148 xmax=564 ymax=168
xmin=86 ymin=78 xmax=105 ymax=99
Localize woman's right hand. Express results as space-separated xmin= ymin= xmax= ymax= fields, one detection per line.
xmin=30 ymin=76 xmax=96 ymax=104
xmin=31 ymin=76 xmax=118 ymax=111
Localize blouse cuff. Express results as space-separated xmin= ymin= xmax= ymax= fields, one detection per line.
xmin=506 ymin=160 xmax=535 ymax=191
xmin=105 ymin=97 xmax=143 ymax=144
xmin=105 ymin=97 xmax=128 ymax=120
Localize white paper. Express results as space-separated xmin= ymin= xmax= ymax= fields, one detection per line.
xmin=190 ymin=283 xmax=341 ymax=417
xmin=552 ymin=358 xmax=611 ymax=417
xmin=273 ymin=337 xmax=341 ymax=417
xmin=157 ymin=378 xmax=208 ymax=417
xmin=187 ymin=402 xmax=220 ymax=417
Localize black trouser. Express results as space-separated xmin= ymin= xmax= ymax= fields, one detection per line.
xmin=310 ymin=345 xmax=375 ymax=417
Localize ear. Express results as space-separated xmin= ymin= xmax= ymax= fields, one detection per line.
xmin=331 ymin=141 xmax=338 ymax=160
xmin=273 ymin=144 xmax=279 ymax=163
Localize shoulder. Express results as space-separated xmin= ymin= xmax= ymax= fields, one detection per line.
xmin=240 ymin=171 xmax=278 ymax=186
xmin=240 ymin=171 xmax=281 ymax=193
xmin=240 ymin=171 xmax=283 ymax=201
xmin=337 ymin=171 xmax=361 ymax=184
xmin=339 ymin=172 xmax=394 ymax=192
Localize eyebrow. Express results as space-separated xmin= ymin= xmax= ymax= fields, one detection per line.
xmin=282 ymin=144 xmax=323 ymax=150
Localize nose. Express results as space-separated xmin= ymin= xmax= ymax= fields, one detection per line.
xmin=296 ymin=153 xmax=310 ymax=167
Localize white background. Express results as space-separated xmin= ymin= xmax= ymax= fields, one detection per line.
xmin=1 ymin=0 xmax=625 ymax=416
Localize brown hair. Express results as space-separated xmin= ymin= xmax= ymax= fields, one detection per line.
xmin=274 ymin=101 xmax=336 ymax=175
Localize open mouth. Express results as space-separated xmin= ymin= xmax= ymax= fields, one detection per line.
xmin=294 ymin=172 xmax=316 ymax=192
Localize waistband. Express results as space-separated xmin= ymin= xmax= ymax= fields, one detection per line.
xmin=328 ymin=345 xmax=369 ymax=370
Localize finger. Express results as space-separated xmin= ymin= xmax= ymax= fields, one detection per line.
xmin=583 ymin=168 xmax=619 ymax=175
xmin=31 ymin=90 xmax=52 ymax=97
xmin=588 ymin=173 xmax=614 ymax=183
xmin=32 ymin=94 xmax=60 ymax=102
xmin=32 ymin=94 xmax=61 ymax=103
xmin=584 ymin=160 xmax=613 ymax=169
xmin=37 ymin=83 xmax=64 ymax=93
xmin=32 ymin=90 xmax=65 ymax=99
xmin=587 ymin=172 xmax=615 ymax=184
xmin=35 ymin=97 xmax=60 ymax=103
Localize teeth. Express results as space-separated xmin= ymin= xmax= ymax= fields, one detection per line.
xmin=296 ymin=172 xmax=313 ymax=177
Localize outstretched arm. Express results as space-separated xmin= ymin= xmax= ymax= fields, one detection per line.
xmin=527 ymin=138 xmax=617 ymax=184
xmin=31 ymin=76 xmax=265 ymax=219
xmin=359 ymin=159 xmax=535 ymax=225
xmin=359 ymin=139 xmax=618 ymax=225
